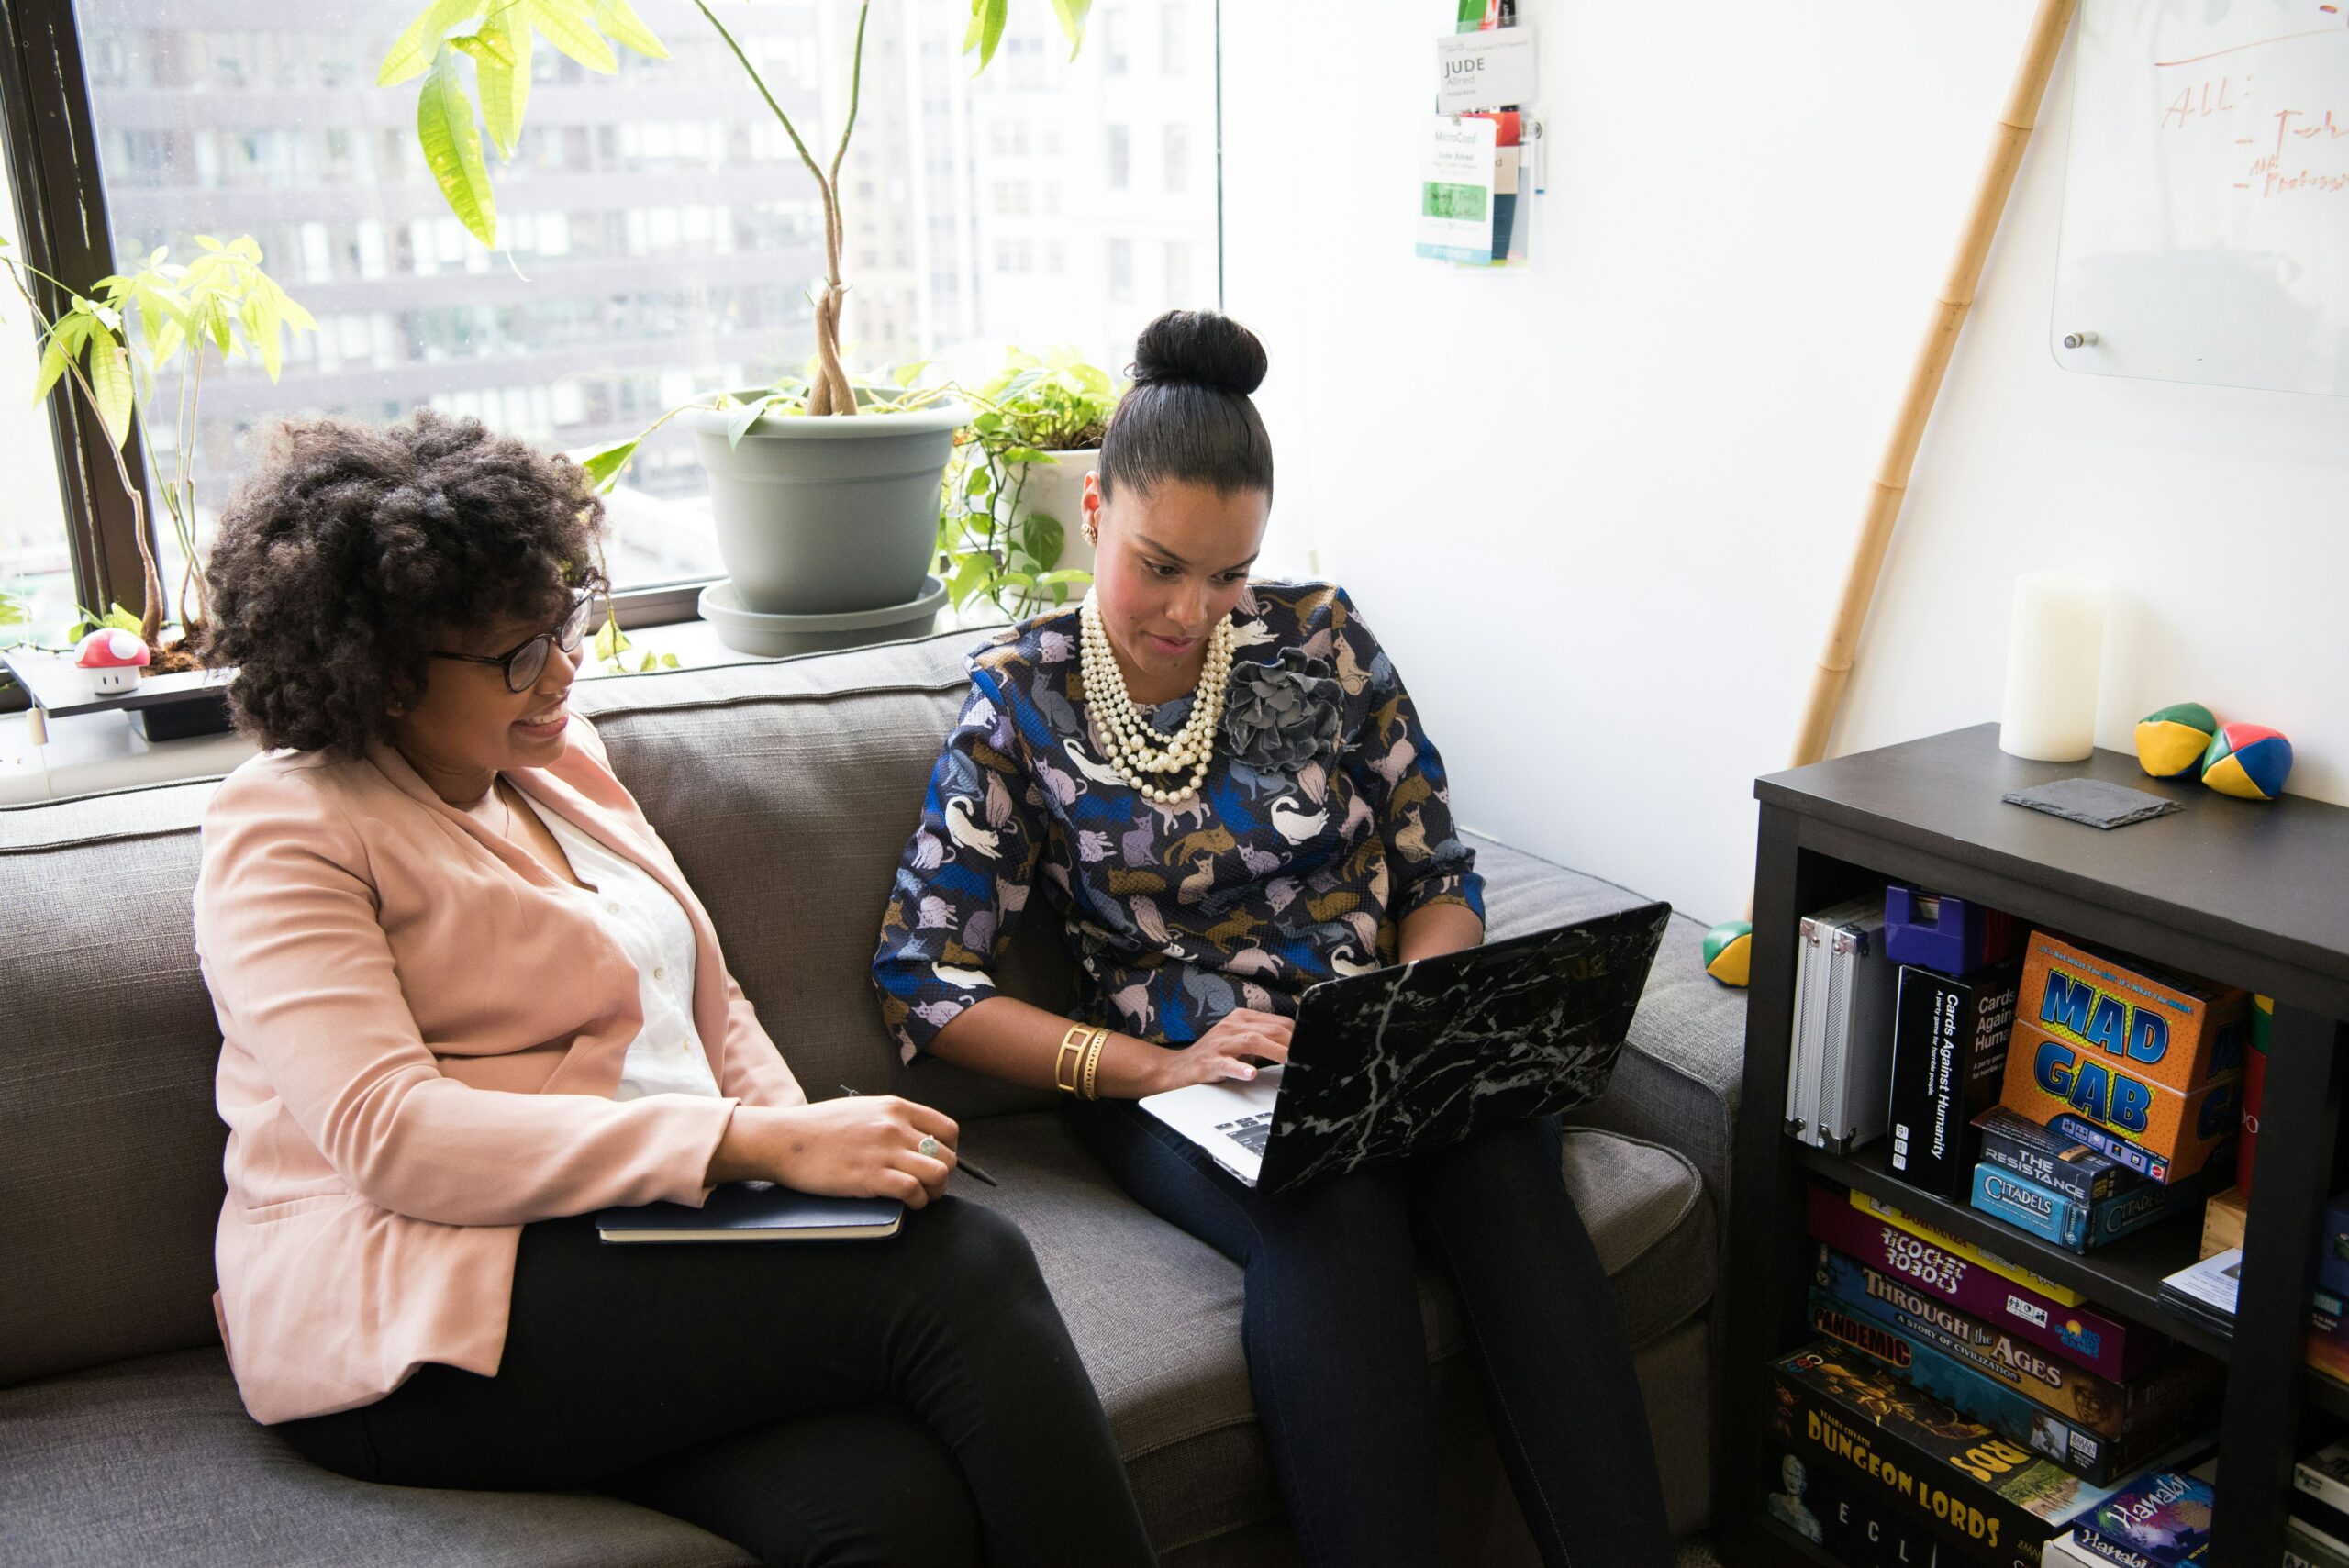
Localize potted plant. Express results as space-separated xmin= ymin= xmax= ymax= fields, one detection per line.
xmin=0 ymin=235 xmax=314 ymax=739
xmin=380 ymin=0 xmax=1091 ymax=639
xmin=939 ymin=345 xmax=1123 ymax=617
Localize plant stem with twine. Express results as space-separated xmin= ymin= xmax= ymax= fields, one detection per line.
xmin=691 ymin=0 xmax=869 ymax=417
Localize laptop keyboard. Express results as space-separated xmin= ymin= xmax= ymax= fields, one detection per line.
xmin=1216 ymin=1110 xmax=1275 ymax=1156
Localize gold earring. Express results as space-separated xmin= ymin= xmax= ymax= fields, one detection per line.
xmin=1083 ymin=519 xmax=1099 ymax=545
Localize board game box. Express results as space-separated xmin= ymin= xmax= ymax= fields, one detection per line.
xmin=1809 ymin=1245 xmax=2213 ymax=1440
xmin=1766 ymin=1341 xmax=2131 ymax=1568
xmin=1969 ymin=1163 xmax=2200 ymax=1254
xmin=1889 ymin=960 xmax=2023 ymax=1200
xmin=1974 ymin=1106 xmax=2138 ymax=1205
xmin=2070 ymin=1466 xmax=2215 ymax=1564
xmin=1804 ymin=1184 xmax=2166 ymax=1382
xmin=1763 ymin=1442 xmax=1954 ymax=1565
xmin=2000 ymin=1018 xmax=2240 ymax=1186
xmin=2010 ymin=932 xmax=2248 ymax=1095
xmin=1849 ymin=1187 xmax=2087 ymax=1303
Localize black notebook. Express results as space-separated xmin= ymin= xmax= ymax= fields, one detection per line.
xmin=596 ymin=1182 xmax=904 ymax=1242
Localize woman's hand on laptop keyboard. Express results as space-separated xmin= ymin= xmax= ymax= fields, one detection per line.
xmin=1150 ymin=1010 xmax=1293 ymax=1094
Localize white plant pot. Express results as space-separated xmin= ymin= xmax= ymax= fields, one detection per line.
xmin=1003 ymin=448 xmax=1099 ymax=574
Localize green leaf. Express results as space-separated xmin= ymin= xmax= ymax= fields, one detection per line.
xmin=1049 ymin=0 xmax=1092 ymax=57
xmin=971 ymin=0 xmax=1008 ymax=71
xmin=590 ymin=0 xmax=668 ymax=59
xmin=963 ymin=466 xmax=994 ymax=499
xmin=944 ymin=551 xmax=993 ymax=607
xmin=378 ymin=0 xmax=479 ymax=86
xmin=475 ymin=3 xmax=534 ymax=158
xmin=417 ymin=45 xmax=500 ymax=247
xmin=659 ymin=652 xmax=679 ymax=670
xmin=83 ymin=334 xmax=135 ymax=449
xmin=31 ymin=335 xmax=72 ymax=406
xmin=0 ymin=591 xmax=25 ymax=628
xmin=573 ymin=437 xmax=639 ymax=493
xmin=725 ymin=395 xmax=779 ymax=450
xmin=591 ymin=617 xmax=632 ymax=662
xmin=1022 ymin=514 xmax=1064 ymax=564
xmin=451 ymin=21 xmax=516 ymax=71
xmin=1002 ymin=445 xmax=1053 ymax=466
xmin=1034 ymin=569 xmax=1093 ymax=586
xmin=527 ymin=0 xmax=619 ymax=73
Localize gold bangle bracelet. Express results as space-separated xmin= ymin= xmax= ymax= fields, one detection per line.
xmin=1081 ymin=1028 xmax=1108 ymax=1101
xmin=1055 ymin=1024 xmax=1091 ymax=1095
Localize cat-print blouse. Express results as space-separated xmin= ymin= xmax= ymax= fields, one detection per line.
xmin=872 ymin=581 xmax=1483 ymax=1059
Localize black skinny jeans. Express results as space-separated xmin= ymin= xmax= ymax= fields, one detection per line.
xmin=1071 ymin=1102 xmax=1672 ymax=1568
xmin=278 ymin=1197 xmax=1153 ymax=1568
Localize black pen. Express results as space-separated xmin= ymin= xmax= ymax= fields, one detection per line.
xmin=835 ymin=1084 xmax=1000 ymax=1186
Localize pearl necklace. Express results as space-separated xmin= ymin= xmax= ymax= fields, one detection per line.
xmin=1077 ymin=594 xmax=1235 ymax=804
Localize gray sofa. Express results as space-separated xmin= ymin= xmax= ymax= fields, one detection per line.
xmin=0 ymin=628 xmax=1744 ymax=1566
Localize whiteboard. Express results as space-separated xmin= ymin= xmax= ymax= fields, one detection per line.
xmin=2052 ymin=0 xmax=2349 ymax=396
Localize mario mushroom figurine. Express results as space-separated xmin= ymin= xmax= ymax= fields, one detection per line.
xmin=75 ymin=628 xmax=151 ymax=695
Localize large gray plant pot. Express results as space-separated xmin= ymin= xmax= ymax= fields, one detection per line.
xmin=684 ymin=394 xmax=969 ymax=617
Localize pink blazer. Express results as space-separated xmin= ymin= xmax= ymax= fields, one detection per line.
xmin=193 ymin=717 xmax=805 ymax=1424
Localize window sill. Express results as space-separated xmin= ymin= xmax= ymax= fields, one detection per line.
xmin=0 ymin=605 xmax=1010 ymax=806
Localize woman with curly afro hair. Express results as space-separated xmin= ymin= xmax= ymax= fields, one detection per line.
xmin=192 ymin=409 xmax=1152 ymax=1568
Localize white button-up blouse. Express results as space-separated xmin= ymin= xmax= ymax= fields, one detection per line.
xmin=524 ymin=795 xmax=724 ymax=1103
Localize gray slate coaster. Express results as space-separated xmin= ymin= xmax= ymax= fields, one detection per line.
xmin=2002 ymin=776 xmax=2182 ymax=830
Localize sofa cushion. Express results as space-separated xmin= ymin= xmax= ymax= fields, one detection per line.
xmin=0 ymin=782 xmax=228 ymax=1389
xmin=0 ymin=1348 xmax=751 ymax=1568
xmin=955 ymin=1109 xmax=1713 ymax=1546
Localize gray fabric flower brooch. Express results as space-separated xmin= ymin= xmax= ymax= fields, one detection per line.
xmin=1222 ymin=648 xmax=1344 ymax=775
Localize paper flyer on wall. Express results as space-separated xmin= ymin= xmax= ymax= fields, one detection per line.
xmin=1415 ymin=114 xmax=1498 ymax=263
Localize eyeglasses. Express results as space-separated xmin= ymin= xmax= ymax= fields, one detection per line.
xmin=429 ymin=595 xmax=595 ymax=693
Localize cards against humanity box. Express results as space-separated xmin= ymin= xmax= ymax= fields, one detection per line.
xmin=1889 ymin=960 xmax=2023 ymax=1200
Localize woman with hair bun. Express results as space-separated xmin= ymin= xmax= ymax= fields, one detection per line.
xmin=874 ymin=309 xmax=1670 ymax=1566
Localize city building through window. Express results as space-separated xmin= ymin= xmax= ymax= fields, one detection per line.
xmin=11 ymin=0 xmax=1219 ymax=610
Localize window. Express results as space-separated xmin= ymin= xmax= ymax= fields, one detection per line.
xmin=1162 ymin=6 xmax=1189 ymax=74
xmin=1107 ymin=126 xmax=1130 ymax=191
xmin=0 ymin=150 xmax=73 ymax=651
xmin=1164 ymin=241 xmax=1191 ymax=306
xmin=17 ymin=0 xmax=1220 ymax=615
xmin=1164 ymin=125 xmax=1188 ymax=194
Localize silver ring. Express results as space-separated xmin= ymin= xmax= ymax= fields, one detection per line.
xmin=918 ymin=1135 xmax=941 ymax=1159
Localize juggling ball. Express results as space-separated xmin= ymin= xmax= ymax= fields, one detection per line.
xmin=2201 ymin=722 xmax=2294 ymax=801
xmin=2134 ymin=702 xmax=2217 ymax=780
xmin=1703 ymin=920 xmax=1753 ymax=987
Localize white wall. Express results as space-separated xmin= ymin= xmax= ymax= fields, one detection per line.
xmin=1222 ymin=2 xmax=2349 ymax=927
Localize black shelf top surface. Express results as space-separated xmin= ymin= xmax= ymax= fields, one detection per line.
xmin=1757 ymin=724 xmax=2349 ymax=986
xmin=0 ymin=644 xmax=231 ymax=717
xmin=1798 ymin=1140 xmax=2232 ymax=1362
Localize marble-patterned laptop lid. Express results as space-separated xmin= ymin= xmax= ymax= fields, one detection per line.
xmin=1255 ymin=902 xmax=1672 ymax=1194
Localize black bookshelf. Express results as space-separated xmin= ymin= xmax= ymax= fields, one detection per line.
xmin=1715 ymin=725 xmax=2349 ymax=1568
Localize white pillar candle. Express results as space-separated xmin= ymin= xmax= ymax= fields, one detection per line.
xmin=1998 ymin=572 xmax=2108 ymax=762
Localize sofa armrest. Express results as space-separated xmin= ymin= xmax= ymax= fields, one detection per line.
xmin=1464 ymin=832 xmax=1745 ymax=1221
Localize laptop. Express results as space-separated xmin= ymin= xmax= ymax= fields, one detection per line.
xmin=1139 ymin=902 xmax=1671 ymax=1192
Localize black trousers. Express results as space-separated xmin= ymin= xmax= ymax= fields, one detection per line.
xmin=278 ymin=1198 xmax=1154 ymax=1568
xmin=1072 ymin=1103 xmax=1673 ymax=1568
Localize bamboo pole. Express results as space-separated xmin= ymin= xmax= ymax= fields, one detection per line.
xmin=1787 ymin=0 xmax=2076 ymax=771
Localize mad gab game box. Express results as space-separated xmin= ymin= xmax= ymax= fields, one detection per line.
xmin=1997 ymin=933 xmax=2247 ymax=1184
